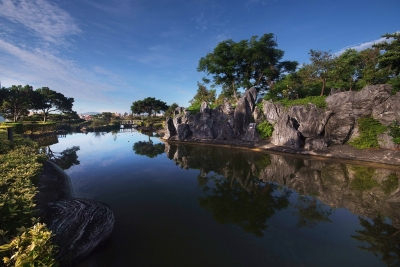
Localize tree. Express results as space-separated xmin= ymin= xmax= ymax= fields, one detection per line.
xmin=130 ymin=97 xmax=168 ymax=119
xmin=0 ymin=85 xmax=34 ymax=122
xmin=189 ymin=82 xmax=216 ymax=107
xmin=165 ymin=103 xmax=179 ymax=117
xmin=331 ymin=49 xmax=361 ymax=90
xmin=301 ymin=50 xmax=335 ymax=96
xmin=373 ymin=32 xmax=400 ymax=76
xmin=197 ymin=33 xmax=297 ymax=102
xmin=33 ymin=87 xmax=74 ymax=123
xmin=357 ymin=48 xmax=390 ymax=88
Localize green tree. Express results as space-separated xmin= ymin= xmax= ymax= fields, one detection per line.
xmin=357 ymin=48 xmax=390 ymax=88
xmin=165 ymin=103 xmax=179 ymax=117
xmin=130 ymin=97 xmax=168 ymax=120
xmin=102 ymin=112 xmax=113 ymax=125
xmin=374 ymin=32 xmax=400 ymax=76
xmin=188 ymin=82 xmax=216 ymax=111
xmin=301 ymin=50 xmax=335 ymax=96
xmin=0 ymin=85 xmax=34 ymax=122
xmin=33 ymin=87 xmax=74 ymax=123
xmin=197 ymin=33 xmax=297 ymax=102
xmin=332 ymin=49 xmax=361 ymax=90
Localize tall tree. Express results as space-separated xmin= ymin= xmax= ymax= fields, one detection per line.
xmin=33 ymin=87 xmax=74 ymax=123
xmin=301 ymin=50 xmax=335 ymax=96
xmin=331 ymin=49 xmax=361 ymax=90
xmin=357 ymin=48 xmax=390 ymax=87
xmin=189 ymin=82 xmax=216 ymax=107
xmin=0 ymin=85 xmax=34 ymax=122
xmin=197 ymin=33 xmax=297 ymax=102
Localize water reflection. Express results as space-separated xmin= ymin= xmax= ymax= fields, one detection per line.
xmin=45 ymin=146 xmax=80 ymax=170
xmin=198 ymin=174 xmax=290 ymax=237
xmin=294 ymin=195 xmax=332 ymax=228
xmin=352 ymin=215 xmax=400 ymax=267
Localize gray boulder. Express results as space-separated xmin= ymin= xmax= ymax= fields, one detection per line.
xmin=378 ymin=132 xmax=399 ymax=149
xmin=372 ymin=92 xmax=400 ymax=126
xmin=271 ymin=113 xmax=304 ymax=148
xmin=326 ymin=84 xmax=392 ymax=118
xmin=242 ymin=123 xmax=260 ymax=142
xmin=234 ymin=87 xmax=258 ymax=135
xmin=288 ymin=104 xmax=332 ymax=138
xmin=262 ymin=99 xmax=282 ymax=124
xmin=325 ymin=114 xmax=356 ymax=144
xmin=304 ymin=137 xmax=330 ymax=151
xmin=163 ymin=117 xmax=176 ymax=139
xmin=192 ymin=102 xmax=213 ymax=139
xmin=177 ymin=124 xmax=192 ymax=140
xmin=42 ymin=198 xmax=115 ymax=266
xmin=211 ymin=103 xmax=235 ymax=140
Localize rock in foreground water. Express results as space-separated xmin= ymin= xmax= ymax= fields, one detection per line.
xmin=42 ymin=198 xmax=115 ymax=266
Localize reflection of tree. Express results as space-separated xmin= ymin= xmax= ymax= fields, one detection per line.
xmin=352 ymin=215 xmax=400 ymax=267
xmin=294 ymin=196 xmax=332 ymax=228
xmin=46 ymin=146 xmax=80 ymax=170
xmin=132 ymin=141 xmax=165 ymax=158
xmin=198 ymin=175 xmax=290 ymax=237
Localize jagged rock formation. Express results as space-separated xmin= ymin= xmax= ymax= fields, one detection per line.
xmin=164 ymin=84 xmax=398 ymax=150
xmin=42 ymin=199 xmax=115 ymax=266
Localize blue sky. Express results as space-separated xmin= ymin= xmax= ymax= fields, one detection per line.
xmin=0 ymin=0 xmax=399 ymax=114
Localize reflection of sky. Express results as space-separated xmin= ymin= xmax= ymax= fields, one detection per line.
xmin=52 ymin=132 xmax=389 ymax=267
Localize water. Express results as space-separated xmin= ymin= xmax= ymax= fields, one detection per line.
xmin=44 ymin=131 xmax=400 ymax=267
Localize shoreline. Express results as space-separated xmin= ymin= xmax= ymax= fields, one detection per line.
xmin=158 ymin=129 xmax=400 ymax=170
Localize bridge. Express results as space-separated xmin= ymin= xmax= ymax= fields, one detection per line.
xmin=120 ymin=120 xmax=142 ymax=128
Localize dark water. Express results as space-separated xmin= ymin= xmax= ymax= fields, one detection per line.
xmin=45 ymin=131 xmax=400 ymax=267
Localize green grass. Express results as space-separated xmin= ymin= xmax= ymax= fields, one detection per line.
xmin=276 ymin=95 xmax=327 ymax=109
xmin=349 ymin=117 xmax=387 ymax=149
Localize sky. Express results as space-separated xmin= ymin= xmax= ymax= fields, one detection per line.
xmin=0 ymin=0 xmax=399 ymax=114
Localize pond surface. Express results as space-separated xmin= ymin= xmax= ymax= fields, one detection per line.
xmin=45 ymin=131 xmax=400 ymax=267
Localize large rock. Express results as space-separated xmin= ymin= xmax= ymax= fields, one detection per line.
xmin=192 ymin=102 xmax=213 ymax=139
xmin=211 ymin=102 xmax=235 ymax=140
xmin=326 ymin=84 xmax=392 ymax=118
xmin=163 ymin=117 xmax=176 ymax=139
xmin=288 ymin=104 xmax=332 ymax=138
xmin=242 ymin=123 xmax=260 ymax=142
xmin=372 ymin=92 xmax=400 ymax=126
xmin=234 ymin=87 xmax=258 ymax=135
xmin=271 ymin=113 xmax=304 ymax=148
xmin=378 ymin=132 xmax=399 ymax=149
xmin=262 ymin=100 xmax=282 ymax=124
xmin=177 ymin=124 xmax=192 ymax=140
xmin=42 ymin=198 xmax=115 ymax=266
xmin=325 ymin=114 xmax=356 ymax=144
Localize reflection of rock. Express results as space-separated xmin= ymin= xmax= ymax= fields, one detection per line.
xmin=42 ymin=199 xmax=115 ymax=266
xmin=164 ymin=141 xmax=400 ymax=228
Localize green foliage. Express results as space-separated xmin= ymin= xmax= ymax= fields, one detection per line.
xmin=382 ymin=173 xmax=399 ymax=195
xmin=388 ymin=120 xmax=400 ymax=145
xmin=349 ymin=118 xmax=387 ymax=149
xmin=0 ymin=131 xmax=38 ymax=154
xmin=350 ymin=166 xmax=378 ymax=191
xmin=0 ymin=223 xmax=58 ymax=267
xmin=373 ymin=32 xmax=400 ymax=76
xmin=256 ymin=121 xmax=274 ymax=139
xmin=276 ymin=95 xmax=327 ymax=109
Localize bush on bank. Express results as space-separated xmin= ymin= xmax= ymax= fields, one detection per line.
xmin=0 ymin=131 xmax=58 ymax=266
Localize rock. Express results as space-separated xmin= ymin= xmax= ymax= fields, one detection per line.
xmin=262 ymin=99 xmax=282 ymax=124
xmin=325 ymin=114 xmax=355 ymax=144
xmin=42 ymin=198 xmax=115 ymax=266
xmin=163 ymin=117 xmax=176 ymax=139
xmin=288 ymin=104 xmax=332 ymax=138
xmin=211 ymin=103 xmax=235 ymax=140
xmin=378 ymin=131 xmax=399 ymax=149
xmin=253 ymin=106 xmax=265 ymax=124
xmin=304 ymin=137 xmax=330 ymax=151
xmin=326 ymin=84 xmax=392 ymax=119
xmin=271 ymin=113 xmax=304 ymax=148
xmin=176 ymin=124 xmax=192 ymax=140
xmin=242 ymin=123 xmax=260 ymax=142
xmin=192 ymin=102 xmax=214 ymax=139
xmin=372 ymin=92 xmax=400 ymax=126
xmin=234 ymin=87 xmax=258 ymax=135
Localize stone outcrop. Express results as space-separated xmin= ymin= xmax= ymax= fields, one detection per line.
xmin=164 ymin=84 xmax=399 ymax=150
xmin=42 ymin=199 xmax=115 ymax=266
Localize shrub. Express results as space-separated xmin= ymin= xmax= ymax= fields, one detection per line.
xmin=0 ymin=223 xmax=58 ymax=267
xmin=388 ymin=120 xmax=400 ymax=145
xmin=349 ymin=117 xmax=387 ymax=149
xmin=256 ymin=121 xmax=274 ymax=139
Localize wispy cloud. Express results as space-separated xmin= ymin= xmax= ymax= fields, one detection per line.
xmin=84 ymin=0 xmax=133 ymax=15
xmin=0 ymin=0 xmax=81 ymax=44
xmin=335 ymin=32 xmax=399 ymax=56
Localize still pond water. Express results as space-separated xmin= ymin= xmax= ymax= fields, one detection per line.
xmin=45 ymin=131 xmax=400 ymax=267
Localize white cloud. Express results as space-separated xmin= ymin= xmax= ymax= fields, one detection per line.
xmin=0 ymin=0 xmax=81 ymax=43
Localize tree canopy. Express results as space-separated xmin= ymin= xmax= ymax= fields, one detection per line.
xmin=197 ymin=33 xmax=298 ymax=102
xmin=374 ymin=32 xmax=400 ymax=76
xmin=0 ymin=85 xmax=34 ymax=122
xmin=131 ymin=97 xmax=168 ymax=118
